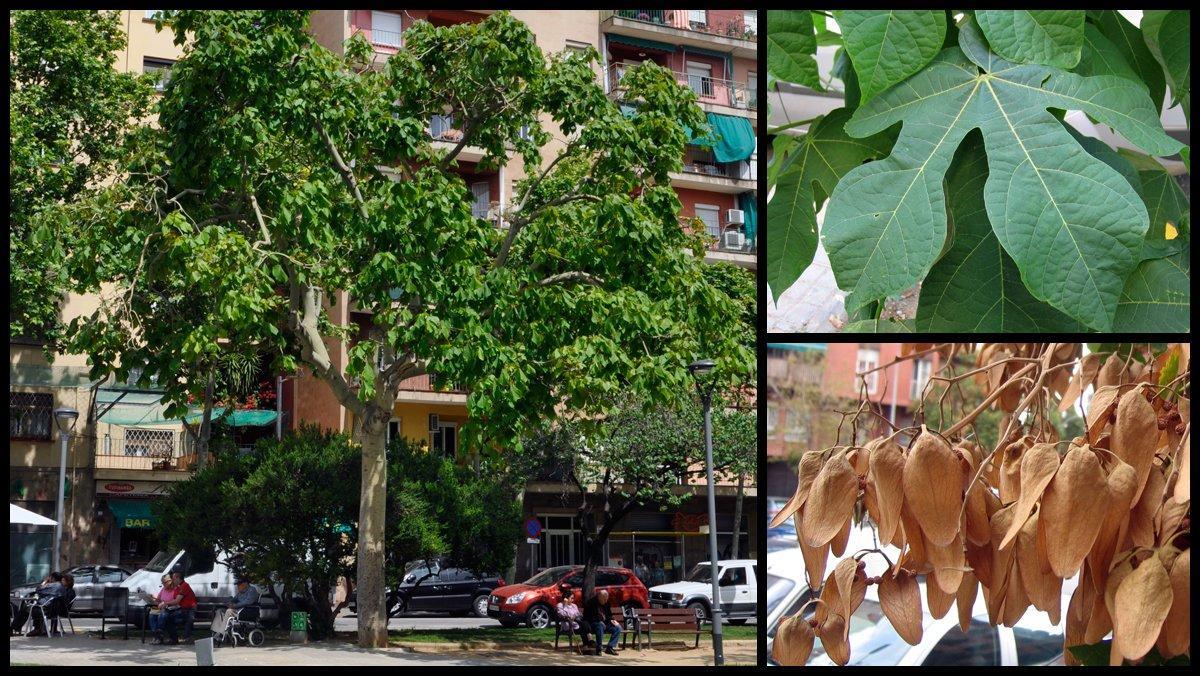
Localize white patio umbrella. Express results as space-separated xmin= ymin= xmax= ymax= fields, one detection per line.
xmin=9 ymin=503 xmax=57 ymax=526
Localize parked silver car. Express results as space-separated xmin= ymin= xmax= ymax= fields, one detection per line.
xmin=10 ymin=565 xmax=133 ymax=614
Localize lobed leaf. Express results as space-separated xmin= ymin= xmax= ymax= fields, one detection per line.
xmin=836 ymin=10 xmax=946 ymax=104
xmin=975 ymin=10 xmax=1085 ymax=69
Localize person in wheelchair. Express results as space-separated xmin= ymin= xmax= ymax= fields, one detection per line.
xmin=212 ymin=576 xmax=263 ymax=647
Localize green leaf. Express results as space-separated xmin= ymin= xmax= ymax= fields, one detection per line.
xmin=1076 ymin=23 xmax=1141 ymax=84
xmin=836 ymin=10 xmax=946 ymax=105
xmin=1112 ymin=247 xmax=1190 ymax=332
xmin=824 ymin=18 xmax=1183 ymax=330
xmin=1118 ymin=148 xmax=1189 ymax=261
xmin=767 ymin=11 xmax=823 ymax=90
xmin=975 ymin=10 xmax=1085 ymax=69
xmin=1141 ymin=10 xmax=1190 ymax=120
xmin=831 ymin=47 xmax=860 ymax=111
xmin=841 ymin=319 xmax=914 ymax=333
xmin=1087 ymin=11 xmax=1166 ymax=114
xmin=766 ymin=108 xmax=895 ymax=302
xmin=1067 ymin=640 xmax=1113 ymax=666
xmin=917 ymin=133 xmax=1085 ymax=331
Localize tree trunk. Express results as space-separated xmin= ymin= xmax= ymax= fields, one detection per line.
xmin=196 ymin=370 xmax=216 ymax=470
xmin=354 ymin=411 xmax=389 ymax=648
xmin=731 ymin=473 xmax=744 ymax=559
xmin=309 ymin=578 xmax=336 ymax=640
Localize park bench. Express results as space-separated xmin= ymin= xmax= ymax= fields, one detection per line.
xmin=627 ymin=607 xmax=705 ymax=649
xmin=553 ymin=604 xmax=633 ymax=651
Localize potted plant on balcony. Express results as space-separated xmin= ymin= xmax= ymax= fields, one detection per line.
xmin=636 ymin=12 xmax=650 ymax=22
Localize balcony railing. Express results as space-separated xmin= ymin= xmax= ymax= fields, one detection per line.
xmin=370 ymin=28 xmax=403 ymax=49
xmin=398 ymin=373 xmax=466 ymax=394
xmin=429 ymin=115 xmax=465 ymax=143
xmin=609 ymin=10 xmax=756 ymax=41
xmin=607 ymin=64 xmax=755 ymax=110
xmin=96 ymin=433 xmax=197 ymax=472
xmin=680 ymin=147 xmax=754 ymax=181
xmin=681 ymin=218 xmax=757 ymax=254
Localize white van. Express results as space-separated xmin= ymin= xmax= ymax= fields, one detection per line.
xmin=119 ymin=549 xmax=280 ymax=627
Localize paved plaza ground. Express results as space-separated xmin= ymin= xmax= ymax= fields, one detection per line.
xmin=8 ymin=633 xmax=759 ymax=667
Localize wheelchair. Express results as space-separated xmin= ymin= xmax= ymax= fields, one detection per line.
xmin=214 ymin=605 xmax=264 ymax=647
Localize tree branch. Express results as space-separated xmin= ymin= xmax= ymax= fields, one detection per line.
xmin=315 ymin=119 xmax=369 ymax=221
xmin=286 ymin=272 xmax=364 ymax=417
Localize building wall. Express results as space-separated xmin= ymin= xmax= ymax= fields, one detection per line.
xmin=822 ymin=344 xmax=938 ymax=409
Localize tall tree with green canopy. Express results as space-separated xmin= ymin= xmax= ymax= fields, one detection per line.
xmin=59 ymin=10 xmax=752 ymax=646
xmin=517 ymin=392 xmax=756 ymax=602
xmin=9 ymin=10 xmax=151 ymax=342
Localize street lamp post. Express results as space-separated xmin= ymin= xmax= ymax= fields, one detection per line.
xmin=53 ymin=407 xmax=79 ymax=571
xmin=688 ymin=358 xmax=723 ymax=667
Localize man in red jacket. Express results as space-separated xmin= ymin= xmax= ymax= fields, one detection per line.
xmin=163 ymin=568 xmax=198 ymax=644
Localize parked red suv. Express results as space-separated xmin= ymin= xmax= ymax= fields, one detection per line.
xmin=486 ymin=565 xmax=648 ymax=628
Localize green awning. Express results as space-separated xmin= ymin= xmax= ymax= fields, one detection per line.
xmin=109 ymin=499 xmax=157 ymax=529
xmin=705 ymin=113 xmax=755 ymax=163
xmin=738 ymin=192 xmax=757 ymax=243
xmin=98 ymin=403 xmax=277 ymax=428
xmin=182 ymin=409 xmax=278 ymax=427
xmin=605 ymin=33 xmax=678 ymax=54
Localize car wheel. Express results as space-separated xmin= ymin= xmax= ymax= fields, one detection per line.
xmin=472 ymin=595 xmax=490 ymax=618
xmin=387 ymin=596 xmax=406 ymax=618
xmin=499 ymin=619 xmax=520 ymax=628
xmin=687 ymin=601 xmax=709 ymax=623
xmin=526 ymin=604 xmax=552 ymax=629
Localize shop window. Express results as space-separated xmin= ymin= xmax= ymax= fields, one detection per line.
xmin=9 ymin=392 xmax=53 ymax=440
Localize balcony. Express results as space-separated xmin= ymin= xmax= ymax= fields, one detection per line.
xmin=682 ymin=218 xmax=757 ymax=270
xmin=606 ymin=64 xmax=755 ymax=116
xmin=602 ymin=10 xmax=756 ymax=58
xmin=95 ymin=432 xmax=197 ymax=473
xmin=670 ymin=147 xmax=756 ymax=193
xmin=428 ymin=114 xmax=486 ymax=163
xmin=396 ymin=372 xmax=468 ymax=404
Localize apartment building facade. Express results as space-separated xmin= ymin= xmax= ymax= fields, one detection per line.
xmin=765 ymin=343 xmax=937 ymax=499
xmin=10 ymin=9 xmax=757 ymax=579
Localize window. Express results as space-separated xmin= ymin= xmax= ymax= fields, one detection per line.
xmin=386 ymin=418 xmax=401 ymax=445
xmin=911 ymin=358 xmax=933 ymax=400
xmin=430 ymin=422 xmax=457 ymax=458
xmin=686 ymin=61 xmax=714 ymax=97
xmin=596 ymin=571 xmax=625 ymax=587
xmin=10 ymin=392 xmax=53 ymax=440
xmin=143 ymin=58 xmax=174 ymax=92
xmin=144 ymin=10 xmax=162 ymax=21
xmin=430 ymin=114 xmax=457 ymax=140
xmin=1012 ymin=626 xmax=1064 ymax=665
xmin=123 ymin=429 xmax=175 ymax=457
xmin=97 ymin=567 xmax=127 ymax=584
xmin=857 ymin=348 xmax=880 ymax=395
xmin=470 ymin=182 xmax=491 ymax=219
xmin=694 ymin=204 xmax=721 ymax=238
xmin=746 ymin=72 xmax=758 ymax=109
xmin=743 ymin=11 xmax=758 ymax=34
xmin=564 ymin=40 xmax=591 ymax=56
xmin=688 ymin=10 xmax=708 ymax=26
xmin=371 ymin=11 xmax=403 ymax=48
xmin=921 ymin=621 xmax=999 ymax=666
xmin=719 ymin=566 xmax=747 ymax=586
xmin=766 ymin=403 xmax=777 ymax=431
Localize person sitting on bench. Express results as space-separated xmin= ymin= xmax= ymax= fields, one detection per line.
xmin=162 ymin=568 xmax=198 ymax=645
xmin=582 ymin=589 xmax=621 ymax=656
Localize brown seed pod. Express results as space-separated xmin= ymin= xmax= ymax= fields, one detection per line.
xmin=1000 ymin=556 xmax=1032 ymax=628
xmin=956 ymin=570 xmax=978 ymax=634
xmin=903 ymin=428 xmax=963 ymax=547
xmin=879 ymin=566 xmax=923 ymax=645
xmin=998 ymin=437 xmax=1031 ymax=504
xmin=965 ymin=538 xmax=993 ymax=588
xmin=867 ymin=437 xmax=906 ymax=545
xmin=1112 ymin=552 xmax=1174 ymax=663
xmin=1155 ymin=496 xmax=1189 ymax=548
xmin=770 ymin=451 xmax=825 ymax=528
xmin=926 ymin=576 xmax=954 ymax=620
xmin=964 ymin=480 xmax=992 ymax=547
xmin=1059 ymin=353 xmax=1101 ymax=412
xmin=830 ymin=515 xmax=853 ymax=557
xmin=801 ymin=450 xmax=859 ymax=548
xmin=898 ymin=502 xmax=931 ymax=574
xmin=1125 ymin=460 xmax=1167 ymax=550
xmin=1086 ymin=386 xmax=1122 ymax=444
xmin=1159 ymin=548 xmax=1190 ymax=657
xmin=1086 ymin=460 xmax=1138 ymax=592
xmin=772 ymin=613 xmax=816 ymax=666
xmin=794 ymin=511 xmax=830 ymax=588
xmin=1112 ymin=386 xmax=1160 ymax=505
xmin=1096 ymin=353 xmax=1125 ymax=390
xmin=1039 ymin=446 xmax=1110 ymax=577
xmin=1083 ymin=588 xmax=1113 ymax=644
xmin=927 ymin=532 xmax=965 ymax=595
xmin=999 ymin=442 xmax=1060 ymax=550
xmin=1172 ymin=430 xmax=1189 ymax=502
xmin=1064 ymin=583 xmax=1088 ymax=666
xmin=1016 ymin=509 xmax=1060 ymax=621
xmin=817 ymin=613 xmax=850 ymax=666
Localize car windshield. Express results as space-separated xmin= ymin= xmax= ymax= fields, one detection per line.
xmin=766 ymin=574 xmax=796 ymax=616
xmin=144 ymin=550 xmax=177 ymax=573
xmin=525 ymin=566 xmax=574 ymax=587
xmin=685 ymin=564 xmax=715 ymax=583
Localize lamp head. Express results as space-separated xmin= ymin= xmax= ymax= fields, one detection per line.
xmin=687 ymin=359 xmax=716 ymax=378
xmin=53 ymin=407 xmax=79 ymax=432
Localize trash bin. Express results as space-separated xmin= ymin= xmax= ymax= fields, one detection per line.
xmin=290 ymin=611 xmax=308 ymax=643
xmin=195 ymin=636 xmax=215 ymax=666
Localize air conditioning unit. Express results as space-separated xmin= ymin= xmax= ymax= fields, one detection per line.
xmin=428 ymin=414 xmax=440 ymax=432
xmin=724 ymin=231 xmax=746 ymax=250
xmin=726 ymin=209 xmax=745 ymax=225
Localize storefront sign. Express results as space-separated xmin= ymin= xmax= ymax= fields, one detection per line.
xmin=671 ymin=512 xmax=709 ymax=533
xmin=96 ymin=480 xmax=172 ymax=496
xmin=104 ymin=482 xmax=135 ymax=493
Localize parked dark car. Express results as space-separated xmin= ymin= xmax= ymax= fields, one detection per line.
xmin=11 ymin=564 xmax=133 ymax=614
xmin=349 ymin=559 xmax=504 ymax=618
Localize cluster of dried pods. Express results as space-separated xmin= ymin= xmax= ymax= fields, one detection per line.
xmin=771 ymin=344 xmax=1190 ymax=666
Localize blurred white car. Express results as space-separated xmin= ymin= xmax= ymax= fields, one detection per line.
xmin=766 ymin=523 xmax=1076 ymax=666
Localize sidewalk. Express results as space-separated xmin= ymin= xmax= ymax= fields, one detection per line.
xmin=8 ymin=634 xmax=759 ymax=667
